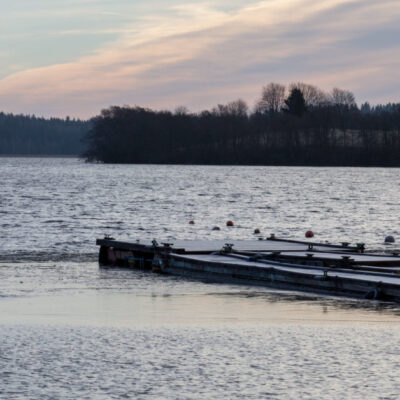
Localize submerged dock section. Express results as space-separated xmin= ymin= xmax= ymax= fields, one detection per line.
xmin=96 ymin=236 xmax=400 ymax=302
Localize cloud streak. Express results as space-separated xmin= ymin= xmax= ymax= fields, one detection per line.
xmin=0 ymin=0 xmax=399 ymax=117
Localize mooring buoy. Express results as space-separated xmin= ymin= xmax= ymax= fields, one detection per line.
xmin=385 ymin=235 xmax=395 ymax=244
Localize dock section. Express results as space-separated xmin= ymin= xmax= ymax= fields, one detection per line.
xmin=96 ymin=236 xmax=400 ymax=301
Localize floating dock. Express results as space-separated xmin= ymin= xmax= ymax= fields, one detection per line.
xmin=96 ymin=236 xmax=400 ymax=302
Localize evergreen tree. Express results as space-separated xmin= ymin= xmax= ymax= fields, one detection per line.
xmin=283 ymin=88 xmax=307 ymax=117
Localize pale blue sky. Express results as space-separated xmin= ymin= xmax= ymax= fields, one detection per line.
xmin=1 ymin=1 xmax=173 ymax=76
xmin=1 ymin=0 xmax=250 ymax=77
xmin=0 ymin=0 xmax=399 ymax=117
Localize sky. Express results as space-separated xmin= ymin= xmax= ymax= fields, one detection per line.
xmin=0 ymin=0 xmax=399 ymax=118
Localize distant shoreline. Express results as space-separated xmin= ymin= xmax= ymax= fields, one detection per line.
xmin=0 ymin=154 xmax=79 ymax=158
xmin=1 ymin=155 xmax=399 ymax=168
xmin=84 ymin=103 xmax=400 ymax=167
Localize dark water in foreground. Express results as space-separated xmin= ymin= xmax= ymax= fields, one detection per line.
xmin=1 ymin=157 xmax=400 ymax=399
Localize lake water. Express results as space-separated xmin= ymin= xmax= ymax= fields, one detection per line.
xmin=1 ymin=157 xmax=400 ymax=399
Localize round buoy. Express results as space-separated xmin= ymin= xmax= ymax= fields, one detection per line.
xmin=254 ymin=228 xmax=261 ymax=234
xmin=226 ymin=220 xmax=234 ymax=227
xmin=212 ymin=226 xmax=221 ymax=231
xmin=305 ymin=230 xmax=314 ymax=238
xmin=189 ymin=220 xmax=195 ymax=225
xmin=385 ymin=235 xmax=395 ymax=244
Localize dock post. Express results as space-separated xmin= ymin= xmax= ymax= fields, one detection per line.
xmin=99 ymin=246 xmax=109 ymax=265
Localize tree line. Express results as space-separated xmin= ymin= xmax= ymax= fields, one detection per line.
xmin=2 ymin=82 xmax=400 ymax=165
xmin=84 ymin=82 xmax=400 ymax=166
xmin=0 ymin=112 xmax=90 ymax=155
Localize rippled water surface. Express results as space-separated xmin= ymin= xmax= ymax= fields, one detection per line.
xmin=1 ymin=157 xmax=400 ymax=399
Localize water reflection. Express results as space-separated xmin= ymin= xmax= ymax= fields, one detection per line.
xmin=2 ymin=271 xmax=400 ymax=327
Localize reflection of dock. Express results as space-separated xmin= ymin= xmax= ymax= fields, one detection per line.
xmin=96 ymin=236 xmax=400 ymax=302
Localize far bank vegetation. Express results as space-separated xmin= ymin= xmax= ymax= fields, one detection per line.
xmin=0 ymin=113 xmax=89 ymax=155
xmin=84 ymin=82 xmax=400 ymax=166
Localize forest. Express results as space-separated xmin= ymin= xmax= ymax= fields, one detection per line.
xmin=0 ymin=113 xmax=90 ymax=155
xmin=2 ymin=82 xmax=400 ymax=165
xmin=84 ymin=82 xmax=400 ymax=166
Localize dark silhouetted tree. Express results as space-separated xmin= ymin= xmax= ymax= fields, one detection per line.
xmin=289 ymin=82 xmax=328 ymax=107
xmin=331 ymin=88 xmax=356 ymax=108
xmin=256 ymin=83 xmax=286 ymax=114
xmin=283 ymin=88 xmax=307 ymax=117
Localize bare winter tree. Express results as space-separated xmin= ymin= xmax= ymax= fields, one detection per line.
xmin=213 ymin=99 xmax=248 ymax=116
xmin=289 ymin=82 xmax=329 ymax=107
xmin=226 ymin=99 xmax=248 ymax=116
xmin=174 ymin=106 xmax=189 ymax=115
xmin=331 ymin=88 xmax=356 ymax=107
xmin=255 ymin=83 xmax=286 ymax=113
